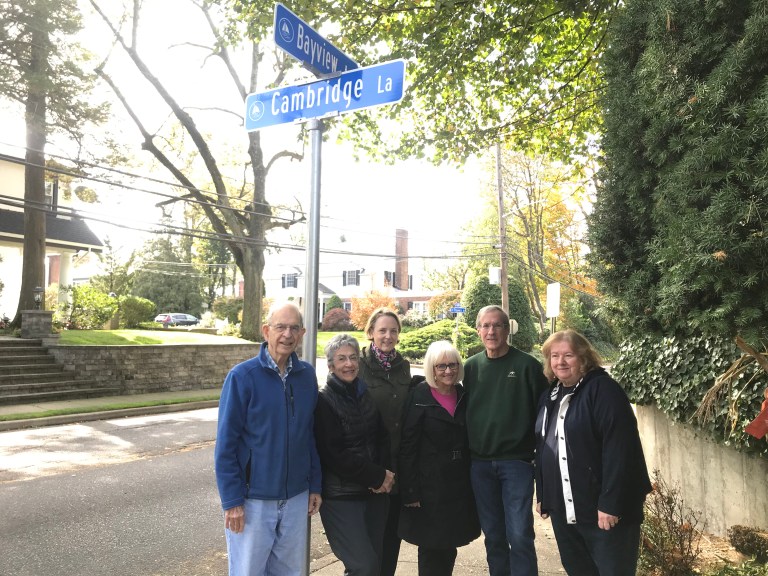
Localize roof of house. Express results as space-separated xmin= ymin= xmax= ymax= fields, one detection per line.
xmin=0 ymin=208 xmax=104 ymax=253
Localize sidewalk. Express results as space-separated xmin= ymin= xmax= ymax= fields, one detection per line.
xmin=0 ymin=388 xmax=222 ymax=432
xmin=311 ymin=516 xmax=565 ymax=575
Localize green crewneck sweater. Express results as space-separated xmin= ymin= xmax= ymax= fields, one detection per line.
xmin=463 ymin=346 xmax=548 ymax=461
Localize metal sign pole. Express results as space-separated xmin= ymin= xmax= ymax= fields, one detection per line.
xmin=301 ymin=118 xmax=322 ymax=576
xmin=302 ymin=118 xmax=322 ymax=366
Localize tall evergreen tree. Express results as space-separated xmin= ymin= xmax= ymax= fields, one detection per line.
xmin=0 ymin=0 xmax=106 ymax=325
xmin=590 ymin=0 xmax=768 ymax=340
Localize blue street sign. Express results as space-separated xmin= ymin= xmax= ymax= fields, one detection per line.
xmin=274 ymin=3 xmax=358 ymax=76
xmin=245 ymin=59 xmax=405 ymax=132
xmin=450 ymin=306 xmax=466 ymax=314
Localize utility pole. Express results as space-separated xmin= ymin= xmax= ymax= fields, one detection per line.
xmin=496 ymin=142 xmax=509 ymax=316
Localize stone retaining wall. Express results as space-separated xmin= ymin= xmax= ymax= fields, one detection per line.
xmin=48 ymin=343 xmax=261 ymax=395
xmin=637 ymin=404 xmax=768 ymax=536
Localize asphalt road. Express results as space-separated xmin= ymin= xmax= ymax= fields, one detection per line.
xmin=0 ymin=409 xmax=331 ymax=576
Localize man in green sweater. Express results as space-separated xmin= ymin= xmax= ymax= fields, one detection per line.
xmin=463 ymin=305 xmax=549 ymax=576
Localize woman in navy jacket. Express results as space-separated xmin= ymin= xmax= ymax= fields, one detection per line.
xmin=535 ymin=330 xmax=652 ymax=576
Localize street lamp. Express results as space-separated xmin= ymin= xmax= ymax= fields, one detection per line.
xmin=33 ymin=286 xmax=44 ymax=310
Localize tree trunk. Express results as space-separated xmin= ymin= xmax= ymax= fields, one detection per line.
xmin=12 ymin=12 xmax=48 ymax=327
xmin=240 ymin=245 xmax=265 ymax=341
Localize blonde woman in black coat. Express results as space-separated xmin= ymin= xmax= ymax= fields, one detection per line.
xmin=398 ymin=340 xmax=481 ymax=576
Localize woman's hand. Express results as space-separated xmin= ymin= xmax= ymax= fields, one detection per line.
xmin=536 ymin=501 xmax=549 ymax=520
xmin=371 ymin=470 xmax=395 ymax=493
xmin=598 ymin=510 xmax=620 ymax=530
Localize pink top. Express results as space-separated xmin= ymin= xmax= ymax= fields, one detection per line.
xmin=431 ymin=387 xmax=458 ymax=417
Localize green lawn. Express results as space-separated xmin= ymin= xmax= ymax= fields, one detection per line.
xmin=58 ymin=330 xmax=252 ymax=346
xmin=57 ymin=329 xmax=369 ymax=357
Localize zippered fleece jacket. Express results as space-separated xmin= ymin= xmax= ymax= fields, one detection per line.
xmin=214 ymin=344 xmax=322 ymax=511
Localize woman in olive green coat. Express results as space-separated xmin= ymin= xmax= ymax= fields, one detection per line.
xmin=358 ymin=307 xmax=413 ymax=576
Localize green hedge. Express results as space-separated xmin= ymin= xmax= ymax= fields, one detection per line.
xmin=398 ymin=320 xmax=482 ymax=361
xmin=614 ymin=332 xmax=768 ymax=457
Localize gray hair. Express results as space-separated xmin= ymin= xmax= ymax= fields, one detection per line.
xmin=423 ymin=340 xmax=464 ymax=387
xmin=265 ymin=301 xmax=304 ymax=327
xmin=324 ymin=333 xmax=361 ymax=363
xmin=475 ymin=305 xmax=510 ymax=329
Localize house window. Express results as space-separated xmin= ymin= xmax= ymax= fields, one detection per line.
xmin=282 ymin=273 xmax=298 ymax=288
xmin=343 ymin=302 xmax=352 ymax=311
xmin=343 ymin=270 xmax=360 ymax=286
xmin=412 ymin=301 xmax=428 ymax=314
xmin=384 ymin=271 xmax=396 ymax=287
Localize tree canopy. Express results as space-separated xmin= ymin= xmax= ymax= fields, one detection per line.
xmin=234 ymin=0 xmax=617 ymax=164
xmin=589 ymin=0 xmax=768 ymax=341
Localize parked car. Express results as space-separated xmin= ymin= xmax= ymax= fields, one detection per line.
xmin=154 ymin=313 xmax=199 ymax=326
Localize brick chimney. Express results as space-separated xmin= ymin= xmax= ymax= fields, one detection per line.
xmin=395 ymin=229 xmax=408 ymax=290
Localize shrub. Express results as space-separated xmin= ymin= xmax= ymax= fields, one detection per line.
xmin=429 ymin=290 xmax=463 ymax=319
xmin=728 ymin=526 xmax=768 ymax=563
xmin=61 ymin=285 xmax=118 ymax=330
xmin=119 ymin=296 xmax=156 ymax=328
xmin=639 ymin=470 xmax=702 ymax=576
xmin=326 ymin=295 xmax=344 ymax=311
xmin=401 ymin=309 xmax=432 ymax=328
xmin=398 ymin=320 xmax=482 ymax=361
xmin=349 ymin=292 xmax=397 ymax=330
xmin=213 ymin=296 xmax=243 ymax=324
xmin=708 ymin=560 xmax=768 ymax=576
xmin=321 ymin=307 xmax=353 ymax=331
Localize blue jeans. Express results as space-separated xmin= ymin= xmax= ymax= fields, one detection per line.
xmin=470 ymin=459 xmax=537 ymax=576
xmin=225 ymin=491 xmax=308 ymax=576
xmin=549 ymin=510 xmax=641 ymax=576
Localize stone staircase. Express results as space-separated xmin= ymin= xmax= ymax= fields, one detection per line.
xmin=0 ymin=338 xmax=120 ymax=406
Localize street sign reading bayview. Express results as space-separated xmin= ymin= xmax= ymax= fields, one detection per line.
xmin=274 ymin=3 xmax=358 ymax=76
xmin=245 ymin=59 xmax=405 ymax=132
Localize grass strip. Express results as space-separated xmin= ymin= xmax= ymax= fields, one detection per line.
xmin=0 ymin=395 xmax=220 ymax=422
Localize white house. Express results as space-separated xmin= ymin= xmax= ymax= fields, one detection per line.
xmin=263 ymin=228 xmax=439 ymax=323
xmin=0 ymin=154 xmax=104 ymax=319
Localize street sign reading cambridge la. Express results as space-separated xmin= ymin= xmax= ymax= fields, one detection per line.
xmin=245 ymin=59 xmax=405 ymax=132
xmin=274 ymin=3 xmax=358 ymax=76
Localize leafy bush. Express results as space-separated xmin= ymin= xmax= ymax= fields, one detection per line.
xmin=461 ymin=274 xmax=537 ymax=352
xmin=61 ymin=285 xmax=118 ymax=330
xmin=213 ymin=296 xmax=243 ymax=324
xmin=613 ymin=331 xmax=768 ymax=456
xmin=326 ymin=295 xmax=344 ymax=311
xmin=321 ymin=307 xmax=353 ymax=331
xmin=119 ymin=296 xmax=156 ymax=328
xmin=398 ymin=320 xmax=481 ymax=361
xmin=727 ymin=526 xmax=768 ymax=563
xmin=401 ymin=309 xmax=432 ymax=328
xmin=708 ymin=560 xmax=768 ymax=576
xmin=639 ymin=470 xmax=702 ymax=576
xmin=349 ymin=292 xmax=397 ymax=330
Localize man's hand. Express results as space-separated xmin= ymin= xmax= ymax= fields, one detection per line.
xmin=536 ymin=501 xmax=549 ymax=520
xmin=404 ymin=501 xmax=421 ymax=508
xmin=597 ymin=510 xmax=620 ymax=531
xmin=308 ymin=493 xmax=322 ymax=516
xmin=225 ymin=505 xmax=245 ymax=533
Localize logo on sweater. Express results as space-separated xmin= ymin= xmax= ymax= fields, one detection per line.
xmin=507 ymin=371 xmax=516 ymax=379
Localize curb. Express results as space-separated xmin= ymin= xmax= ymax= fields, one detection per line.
xmin=0 ymin=400 xmax=220 ymax=432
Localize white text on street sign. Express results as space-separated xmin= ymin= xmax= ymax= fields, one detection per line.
xmin=274 ymin=3 xmax=358 ymax=76
xmin=245 ymin=59 xmax=405 ymax=132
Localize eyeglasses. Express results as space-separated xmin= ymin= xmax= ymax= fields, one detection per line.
xmin=435 ymin=362 xmax=460 ymax=372
xmin=333 ymin=354 xmax=359 ymax=364
xmin=478 ymin=323 xmax=508 ymax=332
xmin=270 ymin=323 xmax=302 ymax=334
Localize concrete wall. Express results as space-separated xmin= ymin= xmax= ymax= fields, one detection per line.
xmin=637 ymin=404 xmax=768 ymax=536
xmin=48 ymin=343 xmax=261 ymax=395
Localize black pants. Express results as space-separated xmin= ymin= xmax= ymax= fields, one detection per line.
xmin=417 ymin=546 xmax=457 ymax=576
xmin=380 ymin=494 xmax=402 ymax=576
xmin=319 ymin=495 xmax=390 ymax=576
xmin=549 ymin=510 xmax=641 ymax=576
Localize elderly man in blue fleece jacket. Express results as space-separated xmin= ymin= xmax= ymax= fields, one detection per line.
xmin=215 ymin=301 xmax=322 ymax=576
